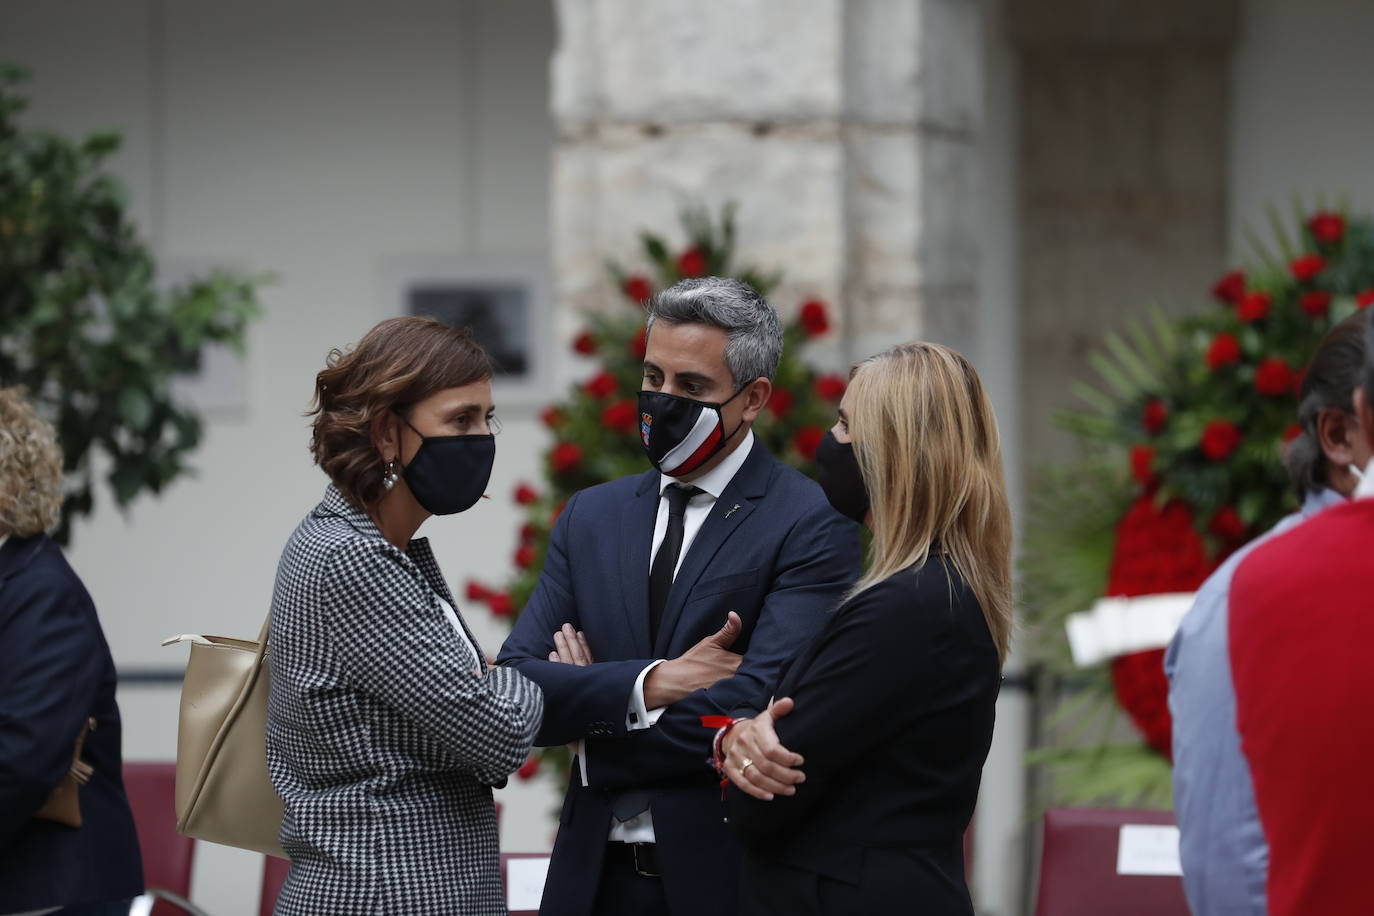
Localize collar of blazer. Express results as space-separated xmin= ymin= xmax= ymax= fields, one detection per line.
xmin=312 ymin=484 xmax=386 ymax=540
xmin=0 ymin=532 xmax=44 ymax=583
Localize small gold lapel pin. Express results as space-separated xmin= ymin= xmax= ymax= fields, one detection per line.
xmin=723 ymin=503 xmax=742 ymax=519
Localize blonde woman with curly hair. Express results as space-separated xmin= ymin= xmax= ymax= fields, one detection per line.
xmin=266 ymin=317 xmax=543 ymax=915
xmin=719 ymin=342 xmax=1012 ymax=915
xmin=0 ymin=387 xmax=144 ymax=915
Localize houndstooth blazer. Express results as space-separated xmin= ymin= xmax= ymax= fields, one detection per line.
xmin=266 ymin=485 xmax=543 ymax=916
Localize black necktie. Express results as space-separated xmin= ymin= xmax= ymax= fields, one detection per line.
xmin=648 ymin=483 xmax=702 ymax=647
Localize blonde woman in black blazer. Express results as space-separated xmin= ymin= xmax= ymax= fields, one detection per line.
xmin=720 ymin=342 xmax=1013 ymax=915
xmin=266 ymin=318 xmax=543 ymax=915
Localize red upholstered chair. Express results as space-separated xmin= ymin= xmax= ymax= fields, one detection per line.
xmin=259 ymin=855 xmax=290 ymax=916
xmin=1033 ymin=807 xmax=1189 ymax=916
xmin=122 ymin=761 xmax=206 ymax=916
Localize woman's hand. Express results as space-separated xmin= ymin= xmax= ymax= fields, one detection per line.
xmin=549 ymin=622 xmax=594 ymax=665
xmin=723 ymin=697 xmax=805 ymax=801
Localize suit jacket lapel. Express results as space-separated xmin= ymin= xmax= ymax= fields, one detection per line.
xmin=620 ymin=470 xmax=661 ymax=657
xmin=652 ymin=443 xmax=775 ymax=657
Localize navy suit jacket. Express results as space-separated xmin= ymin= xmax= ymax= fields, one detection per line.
xmin=498 ymin=440 xmax=861 ymax=916
xmin=0 ymin=534 xmax=143 ymax=911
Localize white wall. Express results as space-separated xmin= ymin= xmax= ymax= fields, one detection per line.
xmin=0 ymin=2 xmax=561 ymax=912
xmin=1230 ymin=0 xmax=1374 ymax=250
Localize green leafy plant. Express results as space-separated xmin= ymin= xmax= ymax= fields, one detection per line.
xmin=1022 ymin=198 xmax=1374 ymax=805
xmin=0 ymin=65 xmax=264 ymax=541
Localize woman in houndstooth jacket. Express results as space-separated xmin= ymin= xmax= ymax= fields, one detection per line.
xmin=267 ymin=317 xmax=543 ymax=915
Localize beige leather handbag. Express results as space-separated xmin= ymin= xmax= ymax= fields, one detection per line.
xmin=163 ymin=616 xmax=286 ymax=857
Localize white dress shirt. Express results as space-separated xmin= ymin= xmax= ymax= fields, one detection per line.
xmin=436 ymin=594 xmax=481 ymax=666
xmin=596 ymin=431 xmax=756 ymax=844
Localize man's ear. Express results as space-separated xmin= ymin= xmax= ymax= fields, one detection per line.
xmin=1316 ymin=406 xmax=1359 ymax=468
xmin=1356 ymin=387 xmax=1374 ymax=457
xmin=741 ymin=378 xmax=773 ymax=423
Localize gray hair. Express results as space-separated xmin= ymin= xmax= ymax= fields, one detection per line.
xmin=645 ymin=277 xmax=783 ymax=386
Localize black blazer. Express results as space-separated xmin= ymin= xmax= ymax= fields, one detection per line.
xmin=0 ymin=534 xmax=143 ymax=912
xmin=498 ymin=440 xmax=861 ymax=916
xmin=728 ymin=557 xmax=1001 ymax=916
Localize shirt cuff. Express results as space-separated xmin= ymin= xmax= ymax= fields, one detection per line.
xmin=626 ymin=659 xmax=668 ymax=730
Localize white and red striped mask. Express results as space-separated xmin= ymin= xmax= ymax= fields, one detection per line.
xmin=637 ymin=386 xmax=746 ymax=477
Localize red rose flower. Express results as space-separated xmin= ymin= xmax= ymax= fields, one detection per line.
xmin=1201 ymin=419 xmax=1242 ymax=461
xmin=551 ymin=442 xmax=584 ymax=474
xmin=1283 ymin=423 xmax=1304 ymax=443
xmin=540 ymin=405 xmax=565 ymax=429
xmin=1289 ymin=254 xmax=1325 ymax=283
xmin=798 ymin=299 xmax=831 ymax=337
xmin=1130 ymin=444 xmax=1156 ymax=486
xmin=768 ymin=388 xmax=795 ymax=419
xmin=1209 ymin=506 xmax=1247 ymax=542
xmin=513 ymin=482 xmax=539 ymax=505
xmin=1358 ymin=290 xmax=1374 ymax=309
xmin=1255 ymin=358 xmax=1295 ymax=397
xmin=1142 ymin=399 xmax=1169 ymax=436
xmin=814 ymin=374 xmax=847 ymax=401
xmin=677 ymin=246 xmax=708 ymax=278
xmin=1206 ymin=332 xmax=1241 ymax=370
xmin=601 ymin=399 xmax=638 ymax=434
xmin=572 ymin=330 xmax=597 ymax=355
xmin=1300 ymin=290 xmax=1332 ymax=317
xmin=515 ymin=755 xmax=540 ymax=781
xmin=488 ymin=593 xmax=514 ymax=617
xmin=622 ymin=274 xmax=653 ymax=304
xmin=584 ymin=370 xmax=618 ymax=399
xmin=1211 ymin=270 xmax=1246 ymax=304
xmin=520 ymin=523 xmax=538 ymax=543
xmin=465 ymin=580 xmax=491 ymax=602
xmin=1308 ymin=211 xmax=1345 ymax=245
xmin=1237 ymin=291 xmax=1272 ymax=323
xmin=793 ymin=426 xmax=825 ymax=460
xmin=514 ymin=544 xmax=536 ymax=569
xmin=630 ymin=326 xmax=648 ymax=359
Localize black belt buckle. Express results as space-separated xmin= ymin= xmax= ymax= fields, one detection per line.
xmin=630 ymin=842 xmax=660 ymax=878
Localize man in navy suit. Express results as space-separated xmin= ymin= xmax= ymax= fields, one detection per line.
xmin=498 ymin=277 xmax=861 ymax=916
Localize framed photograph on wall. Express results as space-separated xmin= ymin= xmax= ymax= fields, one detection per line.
xmin=382 ymin=256 xmax=552 ymax=403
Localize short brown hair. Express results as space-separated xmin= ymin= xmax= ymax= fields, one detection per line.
xmin=309 ymin=317 xmax=493 ymax=508
xmin=0 ymin=387 xmax=65 ymax=537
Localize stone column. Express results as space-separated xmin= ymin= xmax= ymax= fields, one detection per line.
xmin=1012 ymin=0 xmax=1240 ymax=463
xmin=549 ymin=0 xmax=985 ymax=370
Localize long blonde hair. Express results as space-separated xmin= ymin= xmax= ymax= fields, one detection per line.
xmin=846 ymin=342 xmax=1013 ymax=663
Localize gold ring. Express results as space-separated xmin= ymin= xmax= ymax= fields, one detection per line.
xmin=740 ymin=758 xmax=755 ymax=775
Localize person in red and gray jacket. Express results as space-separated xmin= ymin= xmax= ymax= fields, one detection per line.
xmin=1229 ymin=306 xmax=1374 ymax=916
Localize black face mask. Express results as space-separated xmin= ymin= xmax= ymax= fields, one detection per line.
xmin=815 ymin=430 xmax=870 ymax=523
xmin=637 ymin=386 xmax=747 ymax=478
xmin=396 ymin=414 xmax=495 ymax=515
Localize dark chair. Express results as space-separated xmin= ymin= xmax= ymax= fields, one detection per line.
xmin=122 ymin=762 xmax=208 ymax=916
xmin=1033 ymin=807 xmax=1189 ymax=916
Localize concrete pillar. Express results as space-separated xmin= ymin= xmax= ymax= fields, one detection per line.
xmin=1011 ymin=0 xmax=1240 ymax=464
xmin=549 ymin=0 xmax=985 ymax=370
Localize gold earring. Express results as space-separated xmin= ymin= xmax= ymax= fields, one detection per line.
xmin=383 ymin=458 xmax=400 ymax=491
